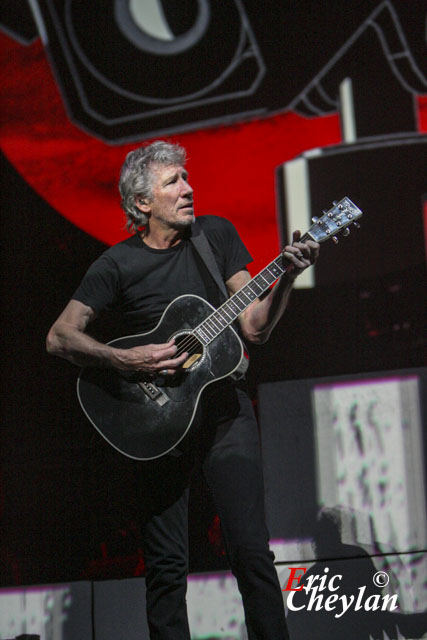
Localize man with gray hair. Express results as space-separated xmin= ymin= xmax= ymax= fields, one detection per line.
xmin=47 ymin=140 xmax=319 ymax=639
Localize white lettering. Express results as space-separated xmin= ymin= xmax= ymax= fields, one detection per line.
xmin=381 ymin=594 xmax=398 ymax=612
xmin=328 ymin=574 xmax=342 ymax=592
xmin=318 ymin=567 xmax=330 ymax=591
xmin=324 ymin=594 xmax=339 ymax=611
xmin=304 ymin=574 xmax=319 ymax=593
xmin=286 ymin=590 xmax=305 ymax=611
xmin=364 ymin=594 xmax=381 ymax=612
xmin=287 ymin=572 xmax=399 ymax=619
xmin=354 ymin=586 xmax=366 ymax=611
xmin=307 ymin=587 xmax=324 ymax=611
xmin=335 ymin=594 xmax=355 ymax=619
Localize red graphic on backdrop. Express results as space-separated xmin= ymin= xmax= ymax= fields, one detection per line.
xmin=1 ymin=32 xmax=426 ymax=273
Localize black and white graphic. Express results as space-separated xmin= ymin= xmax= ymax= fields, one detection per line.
xmin=1 ymin=0 xmax=425 ymax=141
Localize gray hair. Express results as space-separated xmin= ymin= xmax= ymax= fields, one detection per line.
xmin=118 ymin=140 xmax=187 ymax=233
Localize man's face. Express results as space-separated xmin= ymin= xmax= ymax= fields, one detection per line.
xmin=143 ymin=163 xmax=194 ymax=230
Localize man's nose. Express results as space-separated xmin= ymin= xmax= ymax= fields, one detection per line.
xmin=181 ymin=180 xmax=193 ymax=196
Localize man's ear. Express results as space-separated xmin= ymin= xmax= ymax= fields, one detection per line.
xmin=135 ymin=197 xmax=151 ymax=214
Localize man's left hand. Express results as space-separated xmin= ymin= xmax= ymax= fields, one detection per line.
xmin=282 ymin=230 xmax=320 ymax=279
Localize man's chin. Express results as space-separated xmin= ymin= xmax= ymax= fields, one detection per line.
xmin=173 ymin=213 xmax=195 ymax=229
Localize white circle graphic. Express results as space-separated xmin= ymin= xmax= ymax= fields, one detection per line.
xmin=373 ymin=571 xmax=389 ymax=588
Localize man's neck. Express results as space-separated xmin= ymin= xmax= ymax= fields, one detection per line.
xmin=141 ymin=224 xmax=186 ymax=250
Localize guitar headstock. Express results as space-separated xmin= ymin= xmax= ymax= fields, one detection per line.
xmin=306 ymin=197 xmax=363 ymax=244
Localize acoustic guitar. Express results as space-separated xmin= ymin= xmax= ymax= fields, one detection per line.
xmin=77 ymin=197 xmax=362 ymax=460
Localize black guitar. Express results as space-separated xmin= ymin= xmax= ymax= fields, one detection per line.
xmin=77 ymin=198 xmax=362 ymax=460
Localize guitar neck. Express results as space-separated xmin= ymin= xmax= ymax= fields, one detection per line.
xmin=193 ymin=245 xmax=304 ymax=346
xmin=192 ymin=196 xmax=363 ymax=346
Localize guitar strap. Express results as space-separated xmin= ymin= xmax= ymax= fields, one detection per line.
xmin=190 ymin=219 xmax=229 ymax=303
xmin=164 ymin=221 xmax=229 ymax=458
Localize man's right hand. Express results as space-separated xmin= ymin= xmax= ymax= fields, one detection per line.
xmin=112 ymin=339 xmax=188 ymax=376
xmin=47 ymin=300 xmax=188 ymax=373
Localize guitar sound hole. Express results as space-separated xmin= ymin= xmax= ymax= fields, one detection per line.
xmin=173 ymin=331 xmax=205 ymax=371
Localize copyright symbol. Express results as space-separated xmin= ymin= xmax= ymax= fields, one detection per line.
xmin=373 ymin=571 xmax=389 ymax=587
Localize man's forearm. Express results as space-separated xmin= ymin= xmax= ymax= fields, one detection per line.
xmin=46 ymin=323 xmax=186 ymax=374
xmin=243 ymin=273 xmax=296 ymax=344
xmin=46 ymin=325 xmax=123 ymax=368
xmin=233 ymin=231 xmax=319 ymax=345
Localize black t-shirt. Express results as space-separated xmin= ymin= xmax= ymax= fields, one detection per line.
xmin=72 ymin=215 xmax=253 ymax=335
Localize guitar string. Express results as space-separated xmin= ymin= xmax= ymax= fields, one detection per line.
xmin=172 ymin=283 xmax=264 ymax=358
xmin=173 ymin=276 xmax=286 ymax=359
xmin=172 ymin=253 xmax=298 ymax=360
xmin=173 ymin=304 xmax=239 ymax=356
xmin=172 ymin=232 xmax=313 ymax=361
xmin=162 ymin=213 xmax=359 ymax=367
xmin=175 ymin=337 xmax=202 ymax=359
xmin=161 ymin=205 xmax=362 ymax=368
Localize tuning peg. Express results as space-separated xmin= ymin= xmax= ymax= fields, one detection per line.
xmin=332 ymin=236 xmax=339 ymax=244
xmin=342 ymin=228 xmax=350 ymax=236
xmin=311 ymin=216 xmax=319 ymax=224
xmin=332 ymin=200 xmax=344 ymax=210
xmin=353 ymin=222 xmax=361 ymax=229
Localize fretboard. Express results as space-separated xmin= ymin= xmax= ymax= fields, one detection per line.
xmin=193 ymin=244 xmax=304 ymax=345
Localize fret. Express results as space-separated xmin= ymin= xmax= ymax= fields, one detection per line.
xmin=220 ymin=306 xmax=234 ymax=322
xmin=274 ymin=256 xmax=290 ymax=273
xmin=254 ymin=274 xmax=270 ymax=290
xmin=273 ymin=256 xmax=287 ymax=272
xmin=228 ymin=299 xmax=243 ymax=315
xmin=203 ymin=316 xmax=217 ymax=333
xmin=211 ymin=314 xmax=226 ymax=330
xmin=260 ymin=269 xmax=276 ymax=285
xmin=202 ymin=320 xmax=216 ymax=339
xmin=241 ymin=286 xmax=257 ymax=301
xmin=195 ymin=327 xmax=210 ymax=344
xmin=264 ymin=266 xmax=275 ymax=278
xmin=216 ymin=312 xmax=228 ymax=327
xmin=195 ymin=251 xmax=291 ymax=342
xmin=266 ymin=263 xmax=283 ymax=278
xmin=199 ymin=319 xmax=212 ymax=334
xmin=236 ymin=290 xmax=252 ymax=304
xmin=230 ymin=295 xmax=245 ymax=311
xmin=247 ymin=281 xmax=263 ymax=296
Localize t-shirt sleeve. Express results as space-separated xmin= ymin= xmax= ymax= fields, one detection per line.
xmin=72 ymin=253 xmax=120 ymax=313
xmin=200 ymin=215 xmax=253 ymax=281
xmin=222 ymin=218 xmax=253 ymax=280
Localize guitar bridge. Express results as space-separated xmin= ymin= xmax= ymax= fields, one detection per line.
xmin=138 ymin=381 xmax=169 ymax=406
xmin=182 ymin=353 xmax=202 ymax=369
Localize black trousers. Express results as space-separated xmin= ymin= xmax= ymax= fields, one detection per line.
xmin=137 ymin=383 xmax=289 ymax=640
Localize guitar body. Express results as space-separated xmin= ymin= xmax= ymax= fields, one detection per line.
xmin=77 ymin=295 xmax=245 ymax=460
